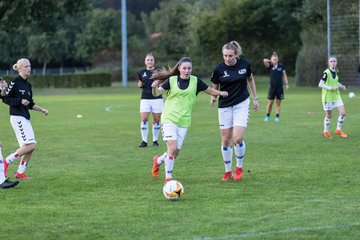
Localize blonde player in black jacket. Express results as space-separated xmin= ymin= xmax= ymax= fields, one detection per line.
xmin=2 ymin=58 xmax=48 ymax=180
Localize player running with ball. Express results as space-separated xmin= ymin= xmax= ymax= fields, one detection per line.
xmin=151 ymin=57 xmax=228 ymax=183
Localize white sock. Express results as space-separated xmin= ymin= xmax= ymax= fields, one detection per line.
xmin=0 ymin=161 xmax=5 ymax=183
xmin=0 ymin=148 xmax=5 ymax=183
xmin=324 ymin=117 xmax=331 ymax=132
xmin=336 ymin=115 xmax=345 ymax=130
xmin=157 ymin=152 xmax=167 ymax=165
xmin=5 ymin=152 xmax=20 ymax=164
xmin=17 ymin=160 xmax=28 ymax=174
xmin=234 ymin=141 xmax=245 ymax=168
xmin=140 ymin=121 xmax=148 ymax=143
xmin=152 ymin=122 xmax=161 ymax=142
xmin=165 ymin=155 xmax=174 ymax=179
xmin=221 ymin=145 xmax=233 ymax=172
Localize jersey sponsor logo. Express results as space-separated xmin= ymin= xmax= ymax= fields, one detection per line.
xmin=165 ymin=135 xmax=173 ymax=138
xmin=238 ymin=69 xmax=247 ymax=75
xmin=19 ymin=89 xmax=25 ymax=95
xmin=223 ymin=71 xmax=230 ymax=77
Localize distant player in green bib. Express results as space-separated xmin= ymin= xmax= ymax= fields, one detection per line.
xmin=318 ymin=56 xmax=347 ymax=139
xmin=150 ymin=57 xmax=228 ymax=183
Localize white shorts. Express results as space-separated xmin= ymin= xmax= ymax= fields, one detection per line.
xmin=162 ymin=123 xmax=188 ymax=150
xmin=140 ymin=99 xmax=164 ymax=113
xmin=323 ymin=100 xmax=344 ymax=111
xmin=10 ymin=116 xmax=36 ymax=147
xmin=218 ymin=98 xmax=250 ymax=129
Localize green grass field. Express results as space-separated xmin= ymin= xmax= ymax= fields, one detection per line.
xmin=1 ymin=77 xmax=359 ymax=240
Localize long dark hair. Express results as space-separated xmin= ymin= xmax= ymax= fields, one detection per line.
xmin=151 ymin=57 xmax=192 ymax=83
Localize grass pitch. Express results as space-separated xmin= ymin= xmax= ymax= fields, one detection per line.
xmin=0 ymin=77 xmax=359 ymax=240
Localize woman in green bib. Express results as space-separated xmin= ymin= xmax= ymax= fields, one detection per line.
xmin=150 ymin=57 xmax=228 ymax=182
xmin=318 ymin=56 xmax=347 ymax=139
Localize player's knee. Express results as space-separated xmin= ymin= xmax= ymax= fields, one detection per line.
xmin=233 ymin=137 xmax=244 ymax=145
xmin=27 ymin=143 xmax=36 ymax=152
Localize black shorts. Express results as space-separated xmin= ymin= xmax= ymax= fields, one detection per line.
xmin=268 ymin=85 xmax=284 ymax=100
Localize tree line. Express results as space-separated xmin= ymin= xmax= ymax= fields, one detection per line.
xmin=0 ymin=0 xmax=331 ymax=85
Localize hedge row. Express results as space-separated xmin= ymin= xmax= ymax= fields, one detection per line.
xmin=4 ymin=73 xmax=112 ymax=88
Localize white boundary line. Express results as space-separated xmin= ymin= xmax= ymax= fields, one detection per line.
xmin=195 ymin=223 xmax=360 ymax=240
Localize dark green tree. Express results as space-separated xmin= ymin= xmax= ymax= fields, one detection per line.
xmin=294 ymin=0 xmax=327 ymax=86
xmin=196 ymin=0 xmax=302 ymax=74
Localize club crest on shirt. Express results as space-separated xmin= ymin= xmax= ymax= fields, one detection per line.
xmin=238 ymin=69 xmax=247 ymax=75
xmin=142 ymin=72 xmax=147 ymax=77
xmin=223 ymin=71 xmax=230 ymax=77
xmin=19 ymin=89 xmax=25 ymax=95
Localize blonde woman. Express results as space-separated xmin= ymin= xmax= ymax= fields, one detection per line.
xmin=3 ymin=58 xmax=48 ymax=179
xmin=137 ymin=54 xmax=163 ymax=148
xmin=318 ymin=56 xmax=347 ymax=139
xmin=210 ymin=41 xmax=259 ymax=181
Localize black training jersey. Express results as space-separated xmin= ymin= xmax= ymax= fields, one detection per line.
xmin=268 ymin=63 xmax=285 ymax=86
xmin=211 ymin=58 xmax=252 ymax=108
xmin=161 ymin=76 xmax=208 ymax=95
xmin=2 ymin=75 xmax=35 ymax=120
xmin=138 ymin=68 xmax=162 ymax=99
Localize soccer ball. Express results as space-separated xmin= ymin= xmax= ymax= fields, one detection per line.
xmin=349 ymin=92 xmax=355 ymax=98
xmin=163 ymin=180 xmax=184 ymax=200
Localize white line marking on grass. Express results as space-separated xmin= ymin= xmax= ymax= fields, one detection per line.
xmin=105 ymin=106 xmax=113 ymax=112
xmin=195 ymin=222 xmax=360 ymax=240
xmin=105 ymin=105 xmax=125 ymax=112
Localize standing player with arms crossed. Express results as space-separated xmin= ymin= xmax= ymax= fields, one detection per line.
xmin=137 ymin=54 xmax=163 ymax=148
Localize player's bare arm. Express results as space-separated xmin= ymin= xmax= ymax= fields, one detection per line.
xmin=247 ymin=74 xmax=259 ymax=111
xmin=263 ymin=58 xmax=271 ymax=68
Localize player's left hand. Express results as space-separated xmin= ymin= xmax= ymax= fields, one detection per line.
xmin=220 ymin=91 xmax=228 ymax=97
xmin=253 ymin=100 xmax=259 ymax=112
xmin=151 ymin=80 xmax=159 ymax=88
xmin=42 ymin=108 xmax=49 ymax=116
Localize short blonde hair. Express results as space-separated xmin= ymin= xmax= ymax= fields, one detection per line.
xmin=13 ymin=58 xmax=30 ymax=71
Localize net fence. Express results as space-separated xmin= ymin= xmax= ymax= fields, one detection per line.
xmin=329 ymin=0 xmax=360 ymax=87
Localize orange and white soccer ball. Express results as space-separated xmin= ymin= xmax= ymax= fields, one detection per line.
xmin=163 ymin=180 xmax=184 ymax=200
